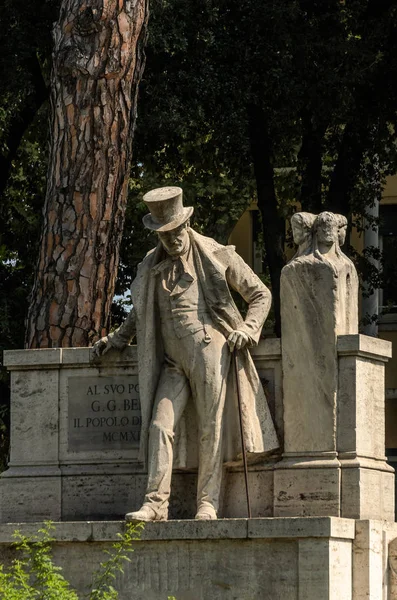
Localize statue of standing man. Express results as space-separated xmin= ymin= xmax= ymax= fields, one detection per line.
xmin=93 ymin=187 xmax=278 ymax=521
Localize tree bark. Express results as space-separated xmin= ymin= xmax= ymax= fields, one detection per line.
xmin=247 ymin=104 xmax=286 ymax=338
xmin=25 ymin=0 xmax=149 ymax=348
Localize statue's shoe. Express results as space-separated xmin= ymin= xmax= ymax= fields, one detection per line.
xmin=125 ymin=504 xmax=168 ymax=522
xmin=195 ymin=505 xmax=217 ymax=520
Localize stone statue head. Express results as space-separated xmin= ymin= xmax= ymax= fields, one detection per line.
xmin=142 ymin=187 xmax=193 ymax=256
xmin=315 ymin=212 xmax=339 ymax=248
xmin=142 ymin=187 xmax=193 ymax=232
xmin=291 ymin=212 xmax=317 ymax=246
xmin=336 ymin=214 xmax=348 ymax=247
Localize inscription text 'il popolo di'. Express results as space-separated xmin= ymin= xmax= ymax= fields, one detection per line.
xmin=68 ymin=376 xmax=141 ymax=452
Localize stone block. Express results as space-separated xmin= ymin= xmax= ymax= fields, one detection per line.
xmin=60 ymin=471 xmax=198 ymax=521
xmin=298 ymin=538 xmax=352 ymax=600
xmin=222 ymin=468 xmax=273 ymax=518
xmin=340 ymin=461 xmax=395 ymax=521
xmin=140 ymin=519 xmax=249 ymax=541
xmin=338 ymin=355 xmax=387 ymax=460
xmin=61 ymin=347 xmax=92 ymax=365
xmin=274 ymin=456 xmax=341 ymax=517
xmin=353 ymin=520 xmax=384 ymax=600
xmin=248 ymin=516 xmax=355 ymax=539
xmin=337 ymin=334 xmax=392 ymax=361
xmin=337 ymin=335 xmax=395 ymax=521
xmin=0 ymin=476 xmax=61 ymax=522
xmin=9 ymin=369 xmax=60 ymax=467
xmin=61 ymin=473 xmax=139 ymax=521
xmin=4 ymin=348 xmax=62 ymax=368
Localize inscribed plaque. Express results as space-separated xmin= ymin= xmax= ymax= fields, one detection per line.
xmin=68 ymin=376 xmax=141 ymax=452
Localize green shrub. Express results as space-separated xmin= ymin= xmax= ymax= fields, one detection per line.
xmin=0 ymin=520 xmax=153 ymax=600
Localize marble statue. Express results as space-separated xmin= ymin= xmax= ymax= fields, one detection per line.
xmin=290 ymin=212 xmax=316 ymax=259
xmin=281 ymin=210 xmax=359 ymax=454
xmin=93 ymin=187 xmax=279 ymax=521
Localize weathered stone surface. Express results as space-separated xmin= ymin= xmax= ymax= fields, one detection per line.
xmin=68 ymin=375 xmax=141 ymax=452
xmin=9 ymin=369 xmax=60 ymax=467
xmin=338 ymin=356 xmax=386 ymax=459
xmin=337 ymin=334 xmax=392 ymax=361
xmin=340 ymin=461 xmax=395 ymax=521
xmin=273 ymin=456 xmax=341 ymax=517
xmin=298 ymin=538 xmax=352 ymax=600
xmin=248 ymin=516 xmax=355 ymax=539
xmin=281 ymin=211 xmax=359 ymax=456
xmin=4 ymin=348 xmax=62 ymax=368
xmin=337 ymin=335 xmax=394 ymax=521
xmin=0 ymin=477 xmax=61 ymax=522
xmin=1 ymin=342 xmax=282 ymax=522
xmin=0 ymin=518 xmax=356 ymax=600
xmin=354 ymin=520 xmax=388 ymax=600
xmin=222 ymin=468 xmax=274 ymax=518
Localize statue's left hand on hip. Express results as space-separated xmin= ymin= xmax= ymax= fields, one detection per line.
xmin=227 ymin=330 xmax=249 ymax=352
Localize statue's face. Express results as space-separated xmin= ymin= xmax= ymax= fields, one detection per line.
xmin=157 ymin=222 xmax=189 ymax=256
xmin=317 ymin=213 xmax=338 ymax=246
xmin=292 ymin=221 xmax=306 ymax=245
xmin=338 ymin=225 xmax=347 ymax=246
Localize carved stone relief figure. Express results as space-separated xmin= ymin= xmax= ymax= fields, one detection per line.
xmin=336 ymin=214 xmax=348 ymax=247
xmin=313 ymin=211 xmax=340 ymax=260
xmin=389 ymin=537 xmax=397 ymax=599
xmin=290 ymin=212 xmax=316 ymax=259
xmin=280 ymin=210 xmax=359 ymax=454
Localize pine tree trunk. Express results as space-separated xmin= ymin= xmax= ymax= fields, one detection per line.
xmin=247 ymin=104 xmax=286 ymax=338
xmin=25 ymin=0 xmax=148 ymax=348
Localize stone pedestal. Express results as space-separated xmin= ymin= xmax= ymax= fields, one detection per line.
xmin=275 ymin=334 xmax=393 ymax=518
xmin=277 ymin=232 xmax=360 ymax=518
xmin=0 ymin=517 xmax=358 ymax=600
xmin=337 ymin=335 xmax=394 ymax=521
xmin=274 ymin=454 xmax=341 ymax=517
xmin=0 ymin=517 xmax=395 ymax=599
xmin=0 ymin=340 xmax=283 ymax=522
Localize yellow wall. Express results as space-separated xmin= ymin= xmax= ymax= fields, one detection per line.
xmin=386 ymin=401 xmax=397 ymax=447
xmin=382 ymin=175 xmax=397 ymax=200
xmin=229 ymin=210 xmax=252 ymax=265
xmin=379 ymin=331 xmax=397 ymax=389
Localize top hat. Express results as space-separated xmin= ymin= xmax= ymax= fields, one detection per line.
xmin=142 ymin=187 xmax=194 ymax=232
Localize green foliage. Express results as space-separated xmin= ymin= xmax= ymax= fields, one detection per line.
xmin=117 ymin=0 xmax=397 ymax=329
xmin=88 ymin=522 xmax=144 ymax=600
xmin=0 ymin=521 xmax=79 ymax=599
xmin=0 ymin=521 xmax=147 ymax=600
xmin=132 ymin=0 xmax=392 ymax=211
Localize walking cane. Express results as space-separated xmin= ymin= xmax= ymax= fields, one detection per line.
xmin=234 ymin=349 xmax=252 ymax=519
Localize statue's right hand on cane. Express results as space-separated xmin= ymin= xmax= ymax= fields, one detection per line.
xmin=227 ymin=330 xmax=250 ymax=352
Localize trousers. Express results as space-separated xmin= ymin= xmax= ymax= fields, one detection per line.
xmin=143 ymin=322 xmax=231 ymax=515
